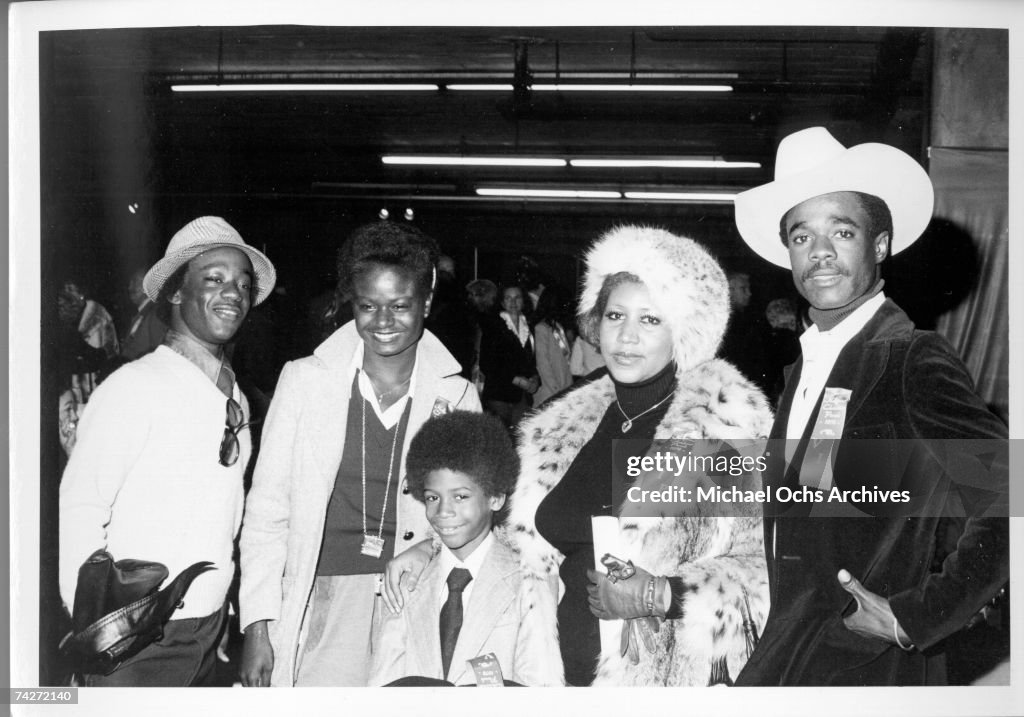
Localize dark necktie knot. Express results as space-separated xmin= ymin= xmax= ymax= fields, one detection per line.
xmin=446 ymin=567 xmax=472 ymax=593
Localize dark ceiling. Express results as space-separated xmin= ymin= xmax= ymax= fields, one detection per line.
xmin=39 ymin=25 xmax=931 ymax=303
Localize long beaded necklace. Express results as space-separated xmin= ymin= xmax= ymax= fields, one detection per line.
xmin=359 ymin=387 xmax=401 ymax=559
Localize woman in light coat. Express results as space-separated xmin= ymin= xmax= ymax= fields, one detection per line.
xmin=238 ymin=222 xmax=480 ymax=687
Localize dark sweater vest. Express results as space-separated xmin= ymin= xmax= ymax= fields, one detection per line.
xmin=317 ymin=373 xmax=412 ymax=576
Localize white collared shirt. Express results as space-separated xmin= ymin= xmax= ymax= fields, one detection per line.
xmin=785 ymin=292 xmax=886 ymax=439
xmin=348 ymin=340 xmax=419 ymax=429
xmin=437 ymin=530 xmax=495 ymax=611
xmin=500 ymin=311 xmax=533 ymax=349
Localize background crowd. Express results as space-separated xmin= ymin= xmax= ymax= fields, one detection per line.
xmin=47 ymin=134 xmax=1009 ymax=686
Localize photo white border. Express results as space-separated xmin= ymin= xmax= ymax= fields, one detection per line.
xmin=10 ymin=1 xmax=1023 ymax=715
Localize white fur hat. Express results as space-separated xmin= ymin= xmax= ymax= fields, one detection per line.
xmin=578 ymin=225 xmax=729 ymax=372
xmin=143 ymin=216 xmax=277 ymax=305
xmin=734 ymin=127 xmax=934 ymax=268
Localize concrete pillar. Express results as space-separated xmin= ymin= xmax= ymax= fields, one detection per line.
xmin=931 ymin=28 xmax=1008 ymax=149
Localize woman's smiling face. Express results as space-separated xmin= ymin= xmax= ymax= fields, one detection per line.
xmin=352 ymin=263 xmax=429 ymax=360
xmin=598 ymin=280 xmax=674 ymax=384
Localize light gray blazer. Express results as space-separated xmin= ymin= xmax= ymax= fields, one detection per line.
xmin=370 ymin=537 xmax=564 ymax=686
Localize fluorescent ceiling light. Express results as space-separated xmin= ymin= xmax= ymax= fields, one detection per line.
xmin=531 ymin=84 xmax=732 ymax=92
xmin=477 ymin=188 xmax=622 ymax=199
xmin=571 ymin=158 xmax=760 ymax=169
xmin=170 ymin=82 xmax=732 ymax=94
xmin=171 ymin=83 xmax=439 ymax=92
xmin=624 ymin=191 xmax=738 ymax=202
xmin=445 ymin=84 xmax=515 ymax=91
xmin=380 ymin=156 xmax=757 ymax=169
xmin=382 ymin=156 xmax=566 ymax=167
xmin=532 ymin=72 xmax=739 ymax=80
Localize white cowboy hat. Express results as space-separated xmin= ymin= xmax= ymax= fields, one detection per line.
xmin=734 ymin=127 xmax=934 ymax=268
xmin=143 ymin=216 xmax=277 ymax=305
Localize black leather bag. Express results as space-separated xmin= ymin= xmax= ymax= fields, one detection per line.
xmin=60 ymin=549 xmax=214 ymax=675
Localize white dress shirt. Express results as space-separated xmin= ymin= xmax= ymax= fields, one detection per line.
xmin=348 ymin=340 xmax=419 ymax=429
xmin=786 ymin=292 xmax=885 ymax=439
xmin=437 ymin=530 xmax=496 ymax=610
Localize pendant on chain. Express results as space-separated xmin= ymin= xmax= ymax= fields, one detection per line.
xmin=360 ymin=535 xmax=385 ymax=558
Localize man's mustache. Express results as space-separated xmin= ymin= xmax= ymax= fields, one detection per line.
xmin=802 ymin=262 xmax=848 ymax=281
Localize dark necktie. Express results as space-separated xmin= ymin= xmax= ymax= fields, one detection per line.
xmin=439 ymin=567 xmax=472 ymax=680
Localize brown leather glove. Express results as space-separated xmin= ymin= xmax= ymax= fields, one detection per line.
xmin=620 ymin=616 xmax=662 ymax=664
xmin=586 ymin=564 xmax=669 ymax=621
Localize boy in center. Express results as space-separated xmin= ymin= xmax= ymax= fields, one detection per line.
xmin=370 ymin=411 xmax=563 ymax=686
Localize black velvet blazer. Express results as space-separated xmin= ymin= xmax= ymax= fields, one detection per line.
xmin=736 ymin=299 xmax=1008 ymax=686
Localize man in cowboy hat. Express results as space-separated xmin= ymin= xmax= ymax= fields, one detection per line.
xmin=732 ymin=128 xmax=1007 ymax=685
xmin=59 ymin=216 xmax=276 ymax=686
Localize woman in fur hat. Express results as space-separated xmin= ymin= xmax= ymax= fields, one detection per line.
xmin=385 ymin=225 xmax=773 ymax=686
xmin=512 ymin=225 xmax=773 ymax=686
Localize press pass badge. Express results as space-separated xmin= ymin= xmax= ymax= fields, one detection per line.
xmin=467 ymin=653 xmax=505 ymax=686
xmin=798 ymin=387 xmax=852 ymax=491
xmin=431 ymin=397 xmax=453 ymax=417
xmin=812 ymin=388 xmax=852 ymax=439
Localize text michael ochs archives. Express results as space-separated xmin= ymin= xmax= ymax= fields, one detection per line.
xmin=624 ymin=452 xmax=908 ymax=504
xmin=615 ymin=438 xmax=1011 ymax=519
xmin=625 ymin=482 xmax=910 ymax=506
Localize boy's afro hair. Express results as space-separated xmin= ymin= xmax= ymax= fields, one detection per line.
xmin=405 ymin=411 xmax=519 ymax=525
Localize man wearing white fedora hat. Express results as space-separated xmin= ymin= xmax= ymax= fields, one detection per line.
xmin=732 ymin=128 xmax=1007 ymax=685
xmin=59 ymin=216 xmax=276 ymax=685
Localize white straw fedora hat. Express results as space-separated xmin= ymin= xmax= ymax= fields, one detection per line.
xmin=734 ymin=127 xmax=934 ymax=268
xmin=143 ymin=216 xmax=277 ymax=305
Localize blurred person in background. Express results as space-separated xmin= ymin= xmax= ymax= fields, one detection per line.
xmin=531 ymin=285 xmax=573 ymax=406
xmin=478 ymin=284 xmax=538 ymax=431
xmin=761 ymin=297 xmax=802 ymax=407
xmin=120 ymin=267 xmax=168 ymax=360
xmin=59 ymin=278 xmax=119 ymax=359
xmin=426 ymin=254 xmax=476 ymax=380
xmin=465 ymin=278 xmax=499 ymax=395
xmin=718 ymin=270 xmax=770 ymax=392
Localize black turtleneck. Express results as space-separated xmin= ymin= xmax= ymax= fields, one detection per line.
xmin=808 ymin=277 xmax=884 ymax=332
xmin=611 ymin=359 xmax=678 ymax=418
xmin=534 ymin=361 xmax=677 ymax=685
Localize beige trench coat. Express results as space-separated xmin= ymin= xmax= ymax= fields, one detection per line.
xmin=239 ymin=322 xmax=481 ymax=686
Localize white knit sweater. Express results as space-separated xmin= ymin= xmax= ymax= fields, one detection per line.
xmin=59 ymin=346 xmax=250 ymax=620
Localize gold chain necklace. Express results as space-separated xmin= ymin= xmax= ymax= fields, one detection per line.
xmin=615 ymin=390 xmax=674 ymax=433
xmin=373 ymin=376 xmax=411 ymax=404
